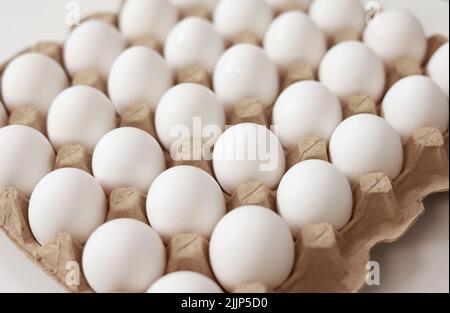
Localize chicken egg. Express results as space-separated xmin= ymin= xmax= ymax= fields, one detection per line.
xmin=0 ymin=125 xmax=55 ymax=197
xmin=64 ymin=20 xmax=127 ymax=78
xmin=47 ymin=86 xmax=117 ymax=151
xmin=1 ymin=53 xmax=68 ymax=116
xmin=108 ymin=46 xmax=173 ymax=114
xmin=209 ymin=205 xmax=295 ymax=291
xmin=148 ymin=271 xmax=223 ymax=293
xmin=427 ymin=42 xmax=449 ymax=98
xmin=92 ymin=127 xmax=166 ymax=194
xmin=83 ymin=218 xmax=166 ymax=293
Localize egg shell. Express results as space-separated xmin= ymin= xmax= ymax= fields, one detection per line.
xmin=213 ymin=0 xmax=273 ymax=40
xmin=119 ymin=0 xmax=179 ymax=43
xmin=427 ymin=42 xmax=449 ymax=97
xmin=363 ymin=9 xmax=427 ymax=67
xmin=319 ymin=41 xmax=386 ymax=101
xmin=309 ymin=0 xmax=366 ymax=38
xmin=0 ymin=103 xmax=7 ymax=127
xmin=212 ymin=123 xmax=285 ymax=195
xmin=213 ymin=44 xmax=279 ymax=111
xmin=82 ymin=218 xmax=166 ymax=293
xmin=209 ymin=205 xmax=295 ymax=291
xmin=164 ymin=17 xmax=225 ymax=73
xmin=92 ymin=127 xmax=166 ymax=194
xmin=265 ymin=0 xmax=311 ymax=10
xmin=382 ymin=75 xmax=449 ymax=143
xmin=108 ymin=46 xmax=173 ymax=114
xmin=263 ymin=11 xmax=327 ymax=71
xmin=28 ymin=168 xmax=107 ymax=245
xmin=0 ymin=125 xmax=55 ymax=197
xmin=148 ymin=271 xmax=223 ymax=293
xmin=272 ymin=81 xmax=342 ymax=149
xmin=329 ymin=114 xmax=404 ymax=184
xmin=64 ymin=20 xmax=127 ymax=78
xmin=1 ymin=53 xmax=68 ymax=116
xmin=147 ymin=166 xmax=226 ymax=243
xmin=47 ymin=86 xmax=117 ymax=151
xmin=155 ymin=83 xmax=225 ymax=151
xmin=277 ymin=160 xmax=353 ymax=236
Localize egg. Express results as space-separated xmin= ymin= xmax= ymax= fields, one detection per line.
xmin=1 ymin=53 xmax=68 ymax=116
xmin=213 ymin=0 xmax=273 ymax=41
xmin=209 ymin=205 xmax=294 ymax=291
xmin=329 ymin=114 xmax=404 ymax=184
xmin=47 ymin=86 xmax=117 ymax=151
xmin=164 ymin=17 xmax=225 ymax=74
xmin=277 ymin=160 xmax=353 ymax=236
xmin=427 ymin=42 xmax=449 ymax=97
xmin=148 ymin=271 xmax=223 ymax=293
xmin=170 ymin=0 xmax=218 ymax=11
xmin=83 ymin=218 xmax=166 ymax=293
xmin=108 ymin=46 xmax=173 ymax=114
xmin=212 ymin=123 xmax=285 ymax=194
xmin=147 ymin=166 xmax=226 ymax=243
xmin=363 ymin=9 xmax=427 ymax=67
xmin=155 ymin=83 xmax=225 ymax=151
xmin=0 ymin=125 xmax=55 ymax=196
xmin=28 ymin=168 xmax=107 ymax=245
xmin=265 ymin=0 xmax=312 ymax=11
xmin=319 ymin=41 xmax=386 ymax=101
xmin=382 ymin=75 xmax=449 ymax=143
xmin=263 ymin=11 xmax=327 ymax=71
xmin=0 ymin=103 xmax=7 ymax=127
xmin=92 ymin=127 xmax=166 ymax=194
xmin=64 ymin=20 xmax=127 ymax=78
xmin=119 ymin=0 xmax=178 ymax=44
xmin=272 ymin=81 xmax=342 ymax=149
xmin=213 ymin=44 xmax=279 ymax=111
xmin=309 ymin=0 xmax=366 ymax=39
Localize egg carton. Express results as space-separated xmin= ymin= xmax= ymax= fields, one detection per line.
xmin=0 ymin=9 xmax=449 ymax=293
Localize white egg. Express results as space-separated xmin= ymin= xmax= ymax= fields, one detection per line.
xmin=212 ymin=123 xmax=285 ymax=194
xmin=277 ymin=160 xmax=353 ymax=236
xmin=147 ymin=166 xmax=226 ymax=243
xmin=319 ymin=41 xmax=386 ymax=101
xmin=309 ymin=0 xmax=366 ymax=38
xmin=83 ymin=218 xmax=166 ymax=293
xmin=148 ymin=271 xmax=223 ymax=293
xmin=209 ymin=205 xmax=294 ymax=291
xmin=64 ymin=20 xmax=127 ymax=78
xmin=382 ymin=75 xmax=449 ymax=143
xmin=0 ymin=125 xmax=55 ymax=197
xmin=213 ymin=0 xmax=273 ymax=41
xmin=28 ymin=168 xmax=107 ymax=245
xmin=272 ymin=81 xmax=342 ymax=149
xmin=427 ymin=42 xmax=449 ymax=98
xmin=363 ymin=9 xmax=427 ymax=67
xmin=265 ymin=0 xmax=311 ymax=11
xmin=155 ymin=83 xmax=225 ymax=151
xmin=263 ymin=11 xmax=327 ymax=71
xmin=108 ymin=46 xmax=173 ymax=114
xmin=0 ymin=103 xmax=7 ymax=127
xmin=164 ymin=17 xmax=225 ymax=73
xmin=213 ymin=44 xmax=279 ymax=111
xmin=47 ymin=86 xmax=117 ymax=151
xmin=92 ymin=127 xmax=166 ymax=194
xmin=170 ymin=0 xmax=218 ymax=10
xmin=1 ymin=53 xmax=68 ymax=116
xmin=119 ymin=0 xmax=178 ymax=44
xmin=329 ymin=114 xmax=404 ymax=184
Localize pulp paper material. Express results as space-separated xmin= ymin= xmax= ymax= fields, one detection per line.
xmin=0 ymin=12 xmax=448 ymax=293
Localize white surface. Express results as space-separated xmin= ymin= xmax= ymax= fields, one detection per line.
xmin=0 ymin=0 xmax=448 ymax=293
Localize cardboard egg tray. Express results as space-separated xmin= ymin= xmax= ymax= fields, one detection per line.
xmin=0 ymin=8 xmax=449 ymax=293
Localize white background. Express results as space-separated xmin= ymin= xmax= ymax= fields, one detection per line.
xmin=0 ymin=0 xmax=448 ymax=293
